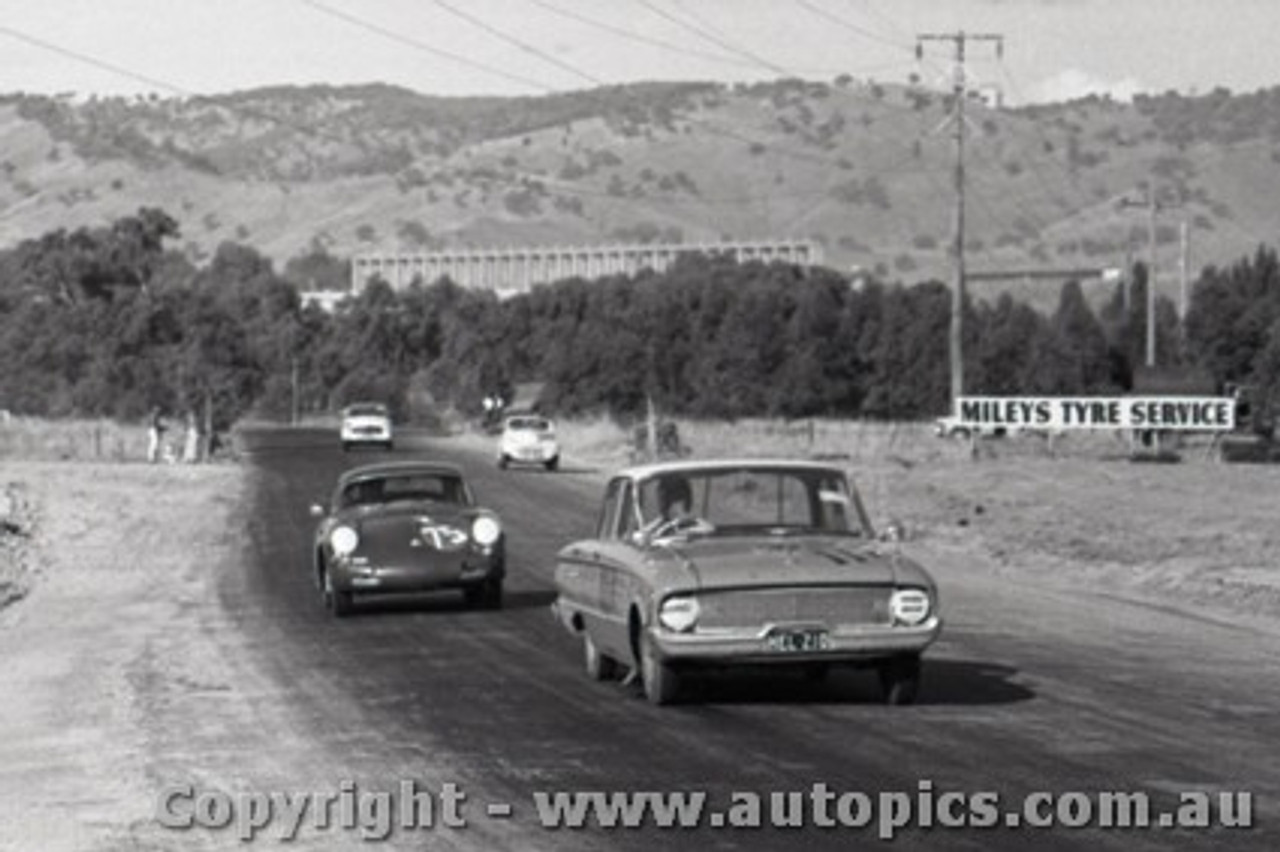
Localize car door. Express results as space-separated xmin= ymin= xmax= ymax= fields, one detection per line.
xmin=591 ymin=479 xmax=643 ymax=661
xmin=558 ymin=477 xmax=624 ymax=637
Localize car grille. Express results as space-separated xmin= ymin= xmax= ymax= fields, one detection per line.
xmin=697 ymin=586 xmax=892 ymax=630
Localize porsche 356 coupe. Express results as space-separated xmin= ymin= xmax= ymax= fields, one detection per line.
xmin=311 ymin=461 xmax=505 ymax=616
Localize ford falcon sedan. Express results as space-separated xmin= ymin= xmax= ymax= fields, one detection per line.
xmin=552 ymin=459 xmax=941 ymax=705
xmin=310 ymin=461 xmax=504 ymax=616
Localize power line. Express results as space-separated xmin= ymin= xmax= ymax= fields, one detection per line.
xmin=792 ymin=0 xmax=914 ymax=52
xmin=521 ymin=0 xmax=760 ymax=70
xmin=299 ymin=0 xmax=559 ymax=93
xmin=430 ymin=0 xmax=606 ymax=87
xmin=634 ymin=0 xmax=790 ymax=76
xmin=0 ymin=23 xmax=362 ymax=162
xmin=0 ymin=24 xmax=190 ymax=98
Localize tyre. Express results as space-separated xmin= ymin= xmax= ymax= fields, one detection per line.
xmin=322 ymin=567 xmax=354 ymax=617
xmin=465 ymin=578 xmax=503 ymax=610
xmin=639 ymin=633 xmax=680 ymax=705
xmin=498 ymin=454 xmax=510 ymax=469
xmin=544 ymin=455 xmax=559 ymax=472
xmin=583 ymin=633 xmax=620 ymax=681
xmin=384 ymin=440 xmax=395 ymax=451
xmin=877 ymin=654 xmax=921 ymax=706
xmin=341 ymin=441 xmax=351 ymax=452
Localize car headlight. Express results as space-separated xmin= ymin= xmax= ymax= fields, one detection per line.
xmin=658 ymin=596 xmax=700 ymax=632
xmin=890 ymin=589 xmax=931 ymax=626
xmin=471 ymin=515 xmax=502 ymax=546
xmin=330 ymin=525 xmax=359 ymax=556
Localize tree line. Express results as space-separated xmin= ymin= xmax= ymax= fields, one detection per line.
xmin=0 ymin=208 xmax=1277 ymax=430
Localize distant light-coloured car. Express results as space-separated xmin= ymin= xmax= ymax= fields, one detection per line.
xmin=309 ymin=461 xmax=505 ymax=616
xmin=498 ymin=414 xmax=560 ymax=471
xmin=934 ymin=415 xmax=1012 ymax=439
xmin=552 ymin=459 xmax=942 ymax=705
xmin=340 ymin=402 xmax=393 ymax=451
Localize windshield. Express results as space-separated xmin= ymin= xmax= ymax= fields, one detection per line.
xmin=345 ymin=404 xmax=387 ymax=418
xmin=339 ymin=473 xmax=469 ymax=509
xmin=636 ymin=467 xmax=867 ymax=537
xmin=506 ymin=416 xmax=551 ymax=432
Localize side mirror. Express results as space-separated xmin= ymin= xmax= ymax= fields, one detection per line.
xmin=880 ymin=519 xmax=908 ymax=543
xmin=309 ymin=503 xmax=326 ymax=519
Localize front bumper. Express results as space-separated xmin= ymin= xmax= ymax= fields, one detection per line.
xmin=650 ymin=617 xmax=941 ymax=665
xmin=342 ymin=429 xmax=392 ymax=443
xmin=329 ymin=555 xmax=501 ymax=593
xmin=502 ymin=442 xmax=558 ymax=462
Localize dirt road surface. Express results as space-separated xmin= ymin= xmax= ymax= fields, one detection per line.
xmin=1 ymin=432 xmax=1277 ymax=850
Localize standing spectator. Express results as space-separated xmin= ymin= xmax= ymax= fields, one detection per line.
xmin=147 ymin=407 xmax=167 ymax=464
xmin=182 ymin=411 xmax=201 ymax=464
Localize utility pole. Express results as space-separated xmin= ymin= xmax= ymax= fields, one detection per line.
xmin=1178 ymin=219 xmax=1190 ymax=324
xmin=1119 ymin=189 xmax=1182 ymax=367
xmin=917 ymin=31 xmax=1003 ymax=406
xmin=290 ymin=356 xmax=300 ymax=426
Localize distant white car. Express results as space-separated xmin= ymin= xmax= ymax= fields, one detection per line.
xmin=340 ymin=402 xmax=393 ymax=451
xmin=498 ymin=415 xmax=559 ymax=471
xmin=934 ymin=416 xmax=1012 ymax=440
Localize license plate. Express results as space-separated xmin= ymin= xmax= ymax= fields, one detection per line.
xmin=766 ymin=629 xmax=830 ymax=653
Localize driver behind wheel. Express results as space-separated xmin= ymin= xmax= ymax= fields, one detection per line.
xmin=641 ymin=474 xmax=702 ymax=538
xmin=658 ymin=475 xmax=694 ymax=521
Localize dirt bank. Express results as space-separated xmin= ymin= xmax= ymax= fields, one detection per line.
xmin=0 ymin=462 xmax=348 ymax=851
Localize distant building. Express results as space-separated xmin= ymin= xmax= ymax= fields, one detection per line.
xmin=350 ymin=239 xmax=823 ymax=295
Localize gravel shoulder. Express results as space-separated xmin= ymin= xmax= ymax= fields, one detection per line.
xmin=0 ymin=462 xmax=362 ymax=852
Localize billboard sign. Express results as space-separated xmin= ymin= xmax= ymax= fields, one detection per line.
xmin=955 ymin=396 xmax=1235 ymax=431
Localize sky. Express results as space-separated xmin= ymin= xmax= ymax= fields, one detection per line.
xmin=0 ymin=0 xmax=1275 ymax=105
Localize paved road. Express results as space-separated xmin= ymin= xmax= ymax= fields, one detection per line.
xmin=228 ymin=428 xmax=1278 ymax=851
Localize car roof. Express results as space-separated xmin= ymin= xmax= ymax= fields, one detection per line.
xmin=337 ymin=460 xmax=465 ymax=484
xmin=617 ymin=458 xmax=848 ymax=480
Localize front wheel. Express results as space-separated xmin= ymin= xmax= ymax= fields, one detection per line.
xmin=464 ymin=578 xmax=503 ymax=610
xmin=544 ymin=455 xmax=559 ymax=471
xmin=877 ymin=654 xmax=921 ymax=705
xmin=639 ymin=633 xmax=680 ymax=705
xmin=584 ymin=633 xmax=621 ymax=681
xmin=322 ymin=567 xmax=354 ymax=617
xmin=498 ymin=454 xmax=510 ymax=469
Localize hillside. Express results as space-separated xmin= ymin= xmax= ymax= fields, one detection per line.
xmin=0 ymin=80 xmax=1278 ymax=306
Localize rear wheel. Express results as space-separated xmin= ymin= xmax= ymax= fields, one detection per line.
xmin=583 ymin=633 xmax=620 ymax=681
xmin=498 ymin=454 xmax=510 ymax=469
xmin=544 ymin=455 xmax=560 ymax=471
xmin=341 ymin=441 xmax=351 ymax=452
xmin=877 ymin=654 xmax=921 ymax=705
